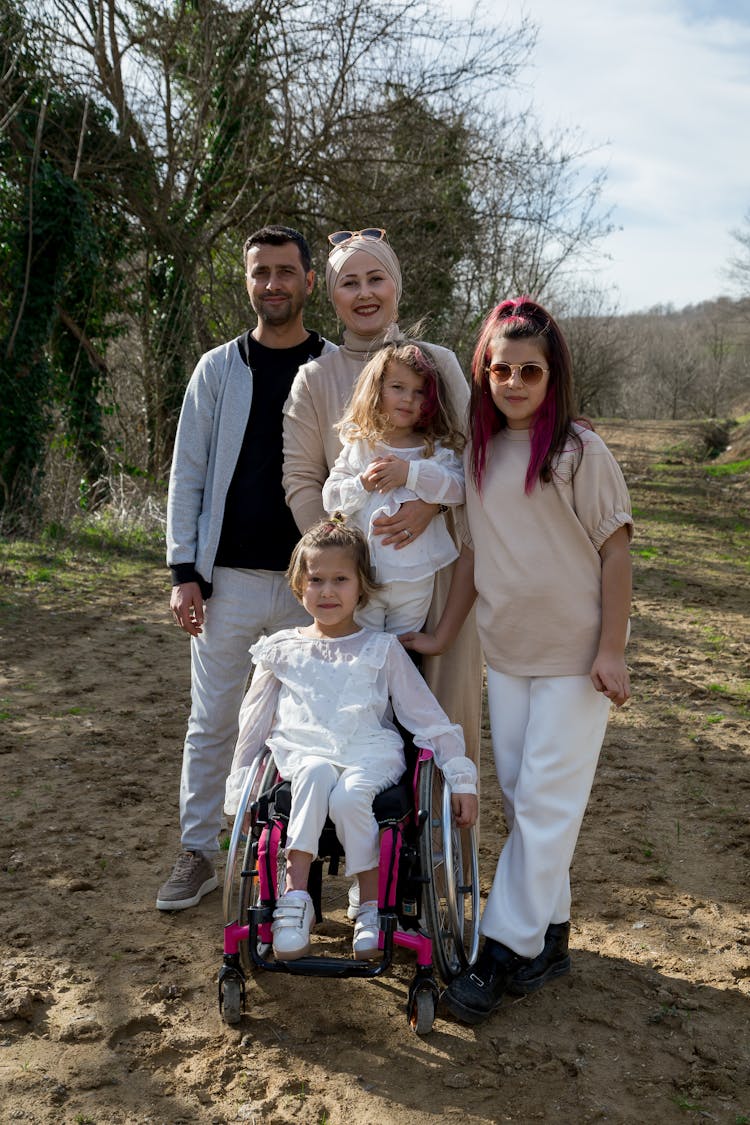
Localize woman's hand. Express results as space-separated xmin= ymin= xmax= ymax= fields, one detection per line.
xmin=399 ymin=630 xmax=446 ymax=656
xmin=451 ymin=792 xmax=478 ymax=828
xmin=372 ymin=498 xmax=438 ymax=548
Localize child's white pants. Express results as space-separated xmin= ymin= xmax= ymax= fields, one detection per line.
xmin=286 ymin=756 xmax=402 ymax=876
xmin=355 ymin=574 xmax=434 ymax=634
xmin=481 ymin=667 xmax=611 ymax=959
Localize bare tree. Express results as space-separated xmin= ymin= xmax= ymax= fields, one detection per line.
xmin=10 ymin=0 xmax=613 ymax=488
xmin=554 ymin=285 xmax=632 ymax=416
xmin=686 ymin=302 xmax=742 ymax=419
xmin=728 ymin=209 xmax=750 ymax=296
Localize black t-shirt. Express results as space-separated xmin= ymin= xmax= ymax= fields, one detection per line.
xmin=213 ymin=330 xmax=324 ymax=572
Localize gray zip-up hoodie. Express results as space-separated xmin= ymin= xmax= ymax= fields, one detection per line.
xmin=166 ymin=335 xmax=336 ymax=585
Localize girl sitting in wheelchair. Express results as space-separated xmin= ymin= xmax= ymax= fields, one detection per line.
xmin=224 ymin=517 xmax=477 ymax=962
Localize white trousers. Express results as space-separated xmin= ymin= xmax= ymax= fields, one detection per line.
xmin=355 ymin=574 xmax=435 ymax=634
xmin=480 ymin=667 xmax=611 ymax=959
xmin=286 ymin=756 xmax=402 ymax=876
xmin=179 ymin=566 xmax=309 ymax=855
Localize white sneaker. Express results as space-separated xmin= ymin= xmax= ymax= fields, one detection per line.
xmin=352 ymin=902 xmax=380 ymax=960
xmin=272 ymin=893 xmax=314 ymax=960
xmin=347 ymin=881 xmax=360 ymax=921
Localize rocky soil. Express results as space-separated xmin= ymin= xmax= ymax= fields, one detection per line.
xmin=1 ymin=420 xmax=749 ymax=1124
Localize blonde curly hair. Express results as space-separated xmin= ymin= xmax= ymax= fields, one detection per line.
xmin=337 ymin=338 xmax=465 ymax=457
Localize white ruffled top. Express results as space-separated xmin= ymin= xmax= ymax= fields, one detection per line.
xmin=224 ymin=627 xmax=476 ymax=815
xmin=322 ymin=438 xmax=463 ymax=582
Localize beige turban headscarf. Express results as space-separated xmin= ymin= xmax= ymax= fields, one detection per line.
xmin=325 ymin=236 xmax=403 ymax=304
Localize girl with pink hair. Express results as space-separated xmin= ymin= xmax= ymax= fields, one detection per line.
xmin=403 ymin=297 xmax=633 ymax=1024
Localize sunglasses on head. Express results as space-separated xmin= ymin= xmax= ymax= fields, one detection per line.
xmin=486 ymin=361 xmax=548 ymax=387
xmin=328 ymin=228 xmax=388 ymax=247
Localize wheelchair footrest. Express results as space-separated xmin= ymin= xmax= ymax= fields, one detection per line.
xmin=247 ymin=905 xmax=396 ymax=978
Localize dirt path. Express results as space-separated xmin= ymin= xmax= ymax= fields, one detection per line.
xmin=1 ymin=421 xmax=749 ymax=1124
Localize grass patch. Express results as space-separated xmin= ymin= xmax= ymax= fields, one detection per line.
xmin=702 ymin=628 xmax=727 ymax=652
xmin=672 ymin=1093 xmax=709 ymax=1114
xmin=705 ymin=458 xmax=750 ymax=477
xmin=28 ymin=566 xmax=54 ymax=583
xmin=652 ymin=461 xmax=686 ymax=473
xmin=1 ymin=519 xmax=163 ymax=596
xmin=710 ymin=680 xmax=750 ymax=695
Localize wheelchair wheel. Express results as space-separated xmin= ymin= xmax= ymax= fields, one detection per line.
xmin=220 ymin=977 xmax=243 ymax=1026
xmin=418 ymin=756 xmax=480 ymax=983
xmin=223 ymin=748 xmax=280 ymax=968
xmin=408 ymin=988 xmax=436 ymax=1036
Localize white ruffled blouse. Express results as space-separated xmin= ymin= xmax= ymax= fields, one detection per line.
xmin=322 ymin=438 xmax=463 ymax=582
xmin=224 ymin=628 xmax=476 ymax=815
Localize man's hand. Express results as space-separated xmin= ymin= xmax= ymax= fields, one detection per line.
xmin=171 ymin=581 xmax=205 ymax=636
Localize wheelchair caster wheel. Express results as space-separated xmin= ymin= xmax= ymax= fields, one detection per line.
xmin=221 ymin=978 xmax=243 ymax=1026
xmin=408 ymin=989 xmax=436 ymax=1036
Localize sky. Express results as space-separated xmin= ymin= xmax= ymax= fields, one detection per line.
xmin=440 ymin=0 xmax=750 ymax=314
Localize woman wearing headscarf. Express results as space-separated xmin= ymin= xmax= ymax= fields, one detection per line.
xmin=282 ymin=228 xmax=481 ymax=766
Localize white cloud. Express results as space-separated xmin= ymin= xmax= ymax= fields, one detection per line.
xmin=440 ymin=0 xmax=750 ymax=310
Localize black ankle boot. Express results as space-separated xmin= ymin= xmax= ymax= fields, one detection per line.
xmin=441 ymin=939 xmax=526 ymax=1025
xmin=507 ymin=921 xmax=571 ymax=996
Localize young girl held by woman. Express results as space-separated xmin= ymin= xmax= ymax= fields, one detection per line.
xmin=224 ymin=518 xmax=478 ymax=962
xmin=403 ymin=297 xmax=633 ymax=1023
xmin=322 ymin=339 xmax=465 ymax=634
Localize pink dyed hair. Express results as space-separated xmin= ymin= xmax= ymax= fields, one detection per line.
xmin=469 ymin=297 xmax=580 ymax=494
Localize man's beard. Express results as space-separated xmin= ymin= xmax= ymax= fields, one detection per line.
xmin=255 ymin=291 xmax=304 ymax=326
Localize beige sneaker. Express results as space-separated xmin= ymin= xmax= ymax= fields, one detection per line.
xmin=156 ymin=850 xmax=218 ymax=911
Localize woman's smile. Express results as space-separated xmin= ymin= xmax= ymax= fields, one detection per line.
xmin=332 ymin=249 xmax=398 ymax=337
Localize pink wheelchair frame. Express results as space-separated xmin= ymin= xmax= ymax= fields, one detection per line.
xmin=219 ymin=744 xmax=479 ymax=1035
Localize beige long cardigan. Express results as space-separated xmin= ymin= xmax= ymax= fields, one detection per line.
xmin=282 ymin=331 xmax=482 ymax=768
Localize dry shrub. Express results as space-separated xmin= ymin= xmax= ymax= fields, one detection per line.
xmin=698 ymin=420 xmax=733 ymax=460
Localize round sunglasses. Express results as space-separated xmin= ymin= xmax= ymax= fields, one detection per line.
xmin=486 ymin=362 xmax=548 ymax=387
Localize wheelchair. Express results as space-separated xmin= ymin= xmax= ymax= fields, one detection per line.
xmin=218 ymin=742 xmax=479 ymax=1035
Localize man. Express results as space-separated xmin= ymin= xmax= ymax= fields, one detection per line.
xmin=157 ymin=226 xmax=335 ymax=910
